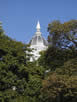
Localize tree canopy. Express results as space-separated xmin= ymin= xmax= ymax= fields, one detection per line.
xmin=0 ymin=20 xmax=77 ymax=102
xmin=38 ymin=20 xmax=77 ymax=102
xmin=48 ymin=20 xmax=77 ymax=48
xmin=0 ymin=23 xmax=44 ymax=102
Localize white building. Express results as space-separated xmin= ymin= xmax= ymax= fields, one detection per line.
xmin=29 ymin=21 xmax=48 ymax=61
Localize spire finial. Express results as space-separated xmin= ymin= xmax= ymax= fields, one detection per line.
xmin=36 ymin=21 xmax=40 ymax=31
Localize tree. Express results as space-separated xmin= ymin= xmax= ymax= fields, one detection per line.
xmin=48 ymin=20 xmax=77 ymax=48
xmin=40 ymin=73 xmax=77 ymax=102
xmin=55 ymin=58 xmax=77 ymax=76
xmin=0 ymin=22 xmax=45 ymax=102
xmin=38 ymin=46 xmax=77 ymax=71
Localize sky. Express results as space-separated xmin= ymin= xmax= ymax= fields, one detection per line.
xmin=0 ymin=0 xmax=77 ymax=43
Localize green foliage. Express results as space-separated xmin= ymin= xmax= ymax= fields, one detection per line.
xmin=40 ymin=74 xmax=77 ymax=102
xmin=55 ymin=58 xmax=77 ymax=76
xmin=39 ymin=19 xmax=77 ymax=102
xmin=39 ymin=46 xmax=77 ymax=71
xmin=0 ymin=20 xmax=77 ymax=102
xmin=0 ymin=24 xmax=44 ymax=102
xmin=48 ymin=20 xmax=77 ymax=48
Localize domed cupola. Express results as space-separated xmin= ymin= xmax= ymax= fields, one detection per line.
xmin=30 ymin=21 xmax=48 ymax=46
xmin=29 ymin=21 xmax=48 ymax=61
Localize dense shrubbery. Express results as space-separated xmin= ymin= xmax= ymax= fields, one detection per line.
xmin=0 ymin=24 xmax=45 ymax=102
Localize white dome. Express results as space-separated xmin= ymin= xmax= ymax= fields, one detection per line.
xmin=30 ymin=34 xmax=48 ymax=46
xmin=30 ymin=21 xmax=48 ymax=46
xmin=29 ymin=21 xmax=48 ymax=61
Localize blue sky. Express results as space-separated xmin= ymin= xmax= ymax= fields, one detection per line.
xmin=0 ymin=0 xmax=77 ymax=43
